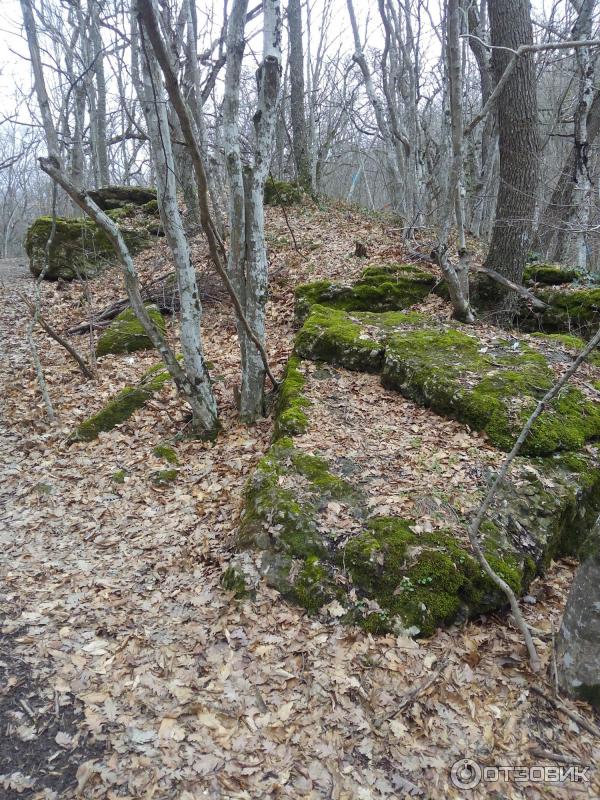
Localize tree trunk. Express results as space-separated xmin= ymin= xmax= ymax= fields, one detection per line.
xmin=288 ymin=0 xmax=311 ymax=191
xmin=134 ymin=19 xmax=218 ymax=436
xmin=556 ymin=515 xmax=600 ymax=709
xmin=484 ymin=0 xmax=539 ymax=319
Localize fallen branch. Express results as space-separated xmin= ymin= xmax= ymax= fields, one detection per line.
xmin=474 ymin=265 xmax=548 ymax=310
xmin=67 ymin=269 xmax=227 ymax=335
xmin=466 ymin=322 xmax=600 ymax=673
xmin=22 ymin=294 xmax=95 ymax=380
xmin=529 ymin=685 xmax=600 ymax=738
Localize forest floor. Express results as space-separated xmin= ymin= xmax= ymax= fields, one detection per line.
xmin=1 ymin=202 xmax=599 ymax=800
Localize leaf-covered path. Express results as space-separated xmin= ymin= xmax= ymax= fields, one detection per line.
xmin=1 ymin=212 xmax=599 ymax=799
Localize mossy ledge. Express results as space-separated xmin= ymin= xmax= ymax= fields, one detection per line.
xmin=524 ymin=263 xmax=584 ymax=286
xmin=382 ymin=327 xmax=600 ymax=456
xmin=294 ymin=263 xmax=435 ymax=324
xmin=273 ymin=356 xmax=310 ymax=440
xmin=533 ymin=286 xmax=600 ymax=336
xmin=68 ymin=362 xmax=170 ymax=443
xmin=96 ymin=305 xmax=165 ymax=357
xmin=294 ymin=305 xmax=600 ymax=456
xmin=234 ymin=441 xmax=600 ymax=635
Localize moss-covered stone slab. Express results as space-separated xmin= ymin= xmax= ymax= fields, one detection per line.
xmin=68 ymin=362 xmax=170 ymax=443
xmin=382 ymin=327 xmax=600 ymax=455
xmin=295 ymin=263 xmax=436 ymax=323
xmin=273 ymin=356 xmax=311 ymax=440
xmin=25 ymin=216 xmax=154 ymax=280
xmin=96 ymin=305 xmax=165 ymax=356
xmin=295 ymin=305 xmax=600 ymax=456
xmin=524 ymin=263 xmax=584 ymax=286
xmin=294 ymin=305 xmax=385 ymax=372
xmin=88 ymin=185 xmax=157 ymax=210
xmin=533 ymin=286 xmax=600 ymax=336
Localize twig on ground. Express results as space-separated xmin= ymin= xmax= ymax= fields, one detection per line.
xmin=529 ymin=684 xmax=600 ymax=738
xmin=22 ymin=294 xmax=95 ymax=380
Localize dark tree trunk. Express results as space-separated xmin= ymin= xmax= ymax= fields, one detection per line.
xmin=288 ymin=0 xmax=310 ymax=191
xmin=484 ymin=0 xmax=539 ymax=319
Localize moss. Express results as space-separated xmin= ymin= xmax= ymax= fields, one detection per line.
xmin=530 ymin=332 xmax=600 ymax=366
xmin=112 ymin=469 xmax=127 ymax=484
xmin=273 ymin=356 xmax=310 ymax=440
xmin=294 ymin=264 xmax=435 ymax=323
xmin=536 ymin=286 xmax=600 ymax=335
xmin=381 ymin=327 xmax=600 ymax=455
xmin=264 ymin=177 xmax=304 ymax=206
xmin=151 ymin=468 xmax=179 ymax=485
xmin=221 ymin=566 xmax=248 ymax=597
xmin=342 ymin=518 xmax=528 ymax=636
xmin=153 ymin=443 xmax=179 ymax=464
xmin=96 ymin=305 xmax=166 ymax=356
xmin=142 ymin=199 xmax=159 ymax=214
xmin=25 ymin=215 xmax=152 ymax=280
xmin=68 ymin=362 xmax=170 ymax=443
xmin=88 ymin=185 xmax=157 ymax=210
xmin=524 ymin=263 xmax=583 ymax=285
xmin=290 ymin=556 xmax=331 ymax=613
xmin=295 ymin=305 xmax=385 ymax=372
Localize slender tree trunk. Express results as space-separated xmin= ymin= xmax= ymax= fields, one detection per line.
xmin=88 ymin=0 xmax=109 ymax=186
xmin=484 ymin=0 xmax=539 ymax=320
xmin=436 ymin=0 xmax=473 ymax=323
xmin=134 ymin=15 xmax=218 ymax=436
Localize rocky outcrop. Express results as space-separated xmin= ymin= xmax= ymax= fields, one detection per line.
xmin=96 ymin=305 xmax=165 ymax=356
xmin=295 ymin=263 xmax=436 ymax=323
xmin=26 ymin=186 xmax=160 ymax=280
xmin=231 ymin=350 xmax=600 ymax=636
xmin=230 ymin=266 xmax=600 ymax=637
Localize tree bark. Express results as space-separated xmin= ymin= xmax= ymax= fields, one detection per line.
xmin=288 ymin=0 xmax=311 ymax=191
xmin=484 ymin=0 xmax=539 ymax=319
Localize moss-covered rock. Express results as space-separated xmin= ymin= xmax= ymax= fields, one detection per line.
xmin=68 ymin=362 xmax=170 ymax=443
xmin=342 ymin=517 xmax=524 ymax=636
xmin=524 ymin=263 xmax=583 ymax=286
xmin=533 ymin=286 xmax=600 ymax=336
xmin=295 ymin=305 xmax=385 ymax=372
xmin=235 ymin=441 xmax=600 ymax=634
xmin=88 ymin=185 xmax=157 ymax=210
xmin=264 ymin=177 xmax=304 ymax=206
xmin=25 ymin=216 xmax=152 ymax=280
xmin=382 ymin=327 xmax=600 ymax=455
xmin=273 ymin=357 xmax=310 ymax=440
xmin=96 ymin=305 xmax=165 ymax=356
xmin=295 ymin=263 xmax=435 ymax=323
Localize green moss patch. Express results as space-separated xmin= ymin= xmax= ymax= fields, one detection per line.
xmin=96 ymin=305 xmax=165 ymax=356
xmin=26 ymin=215 xmax=153 ymax=281
xmin=273 ymin=357 xmax=310 ymax=440
xmin=524 ymin=263 xmax=583 ymax=286
xmin=295 ymin=263 xmax=435 ymax=323
xmin=264 ymin=177 xmax=304 ymax=206
xmin=150 ymin=468 xmax=179 ymax=485
xmin=534 ymin=286 xmax=600 ymax=336
xmin=295 ymin=305 xmax=385 ymax=372
xmin=153 ymin=443 xmax=179 ymax=464
xmin=68 ymin=362 xmax=170 ymax=443
xmin=342 ymin=518 xmax=524 ymax=636
xmin=382 ymin=327 xmax=600 ymax=455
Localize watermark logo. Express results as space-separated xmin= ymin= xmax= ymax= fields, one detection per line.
xmin=450 ymin=758 xmax=590 ymax=789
